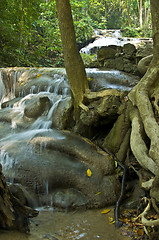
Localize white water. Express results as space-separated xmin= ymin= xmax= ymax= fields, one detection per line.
xmin=80 ymin=29 xmax=141 ymax=55
xmin=0 ymin=67 xmax=139 ymax=205
xmin=0 ymin=69 xmax=70 ymax=179
xmin=86 ymin=68 xmax=139 ymax=92
xmin=0 ymin=68 xmax=138 ymax=147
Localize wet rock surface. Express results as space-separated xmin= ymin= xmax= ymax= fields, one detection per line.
xmin=87 ymin=68 xmax=140 ymax=92
xmin=0 ymin=67 xmax=140 ymax=210
xmin=1 ymin=127 xmax=120 ymax=209
xmin=97 ymin=43 xmax=145 ymax=75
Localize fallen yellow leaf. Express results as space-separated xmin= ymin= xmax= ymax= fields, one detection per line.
xmin=109 ymin=217 xmax=115 ymax=224
xmin=88 ymin=77 xmax=93 ymax=81
xmin=115 ymin=161 xmax=118 ymax=168
xmin=36 ymin=74 xmax=42 ymax=78
xmin=110 ymin=220 xmax=115 ymax=224
xmin=87 ymin=169 xmax=92 ymax=177
xmin=101 ymin=209 xmax=111 ymax=214
xmin=96 ymin=192 xmax=101 ymax=195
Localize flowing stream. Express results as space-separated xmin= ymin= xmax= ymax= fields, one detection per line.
xmin=0 ymin=67 xmax=134 ymax=239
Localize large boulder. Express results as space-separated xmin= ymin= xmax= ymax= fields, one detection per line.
xmin=136 ymin=42 xmax=153 ymax=60
xmin=80 ymin=89 xmax=125 ymax=127
xmin=97 ymin=45 xmax=121 ymax=63
xmin=0 ymin=129 xmax=120 ymax=209
xmin=123 ymin=43 xmax=136 ymax=59
xmin=97 ymin=43 xmax=138 ymax=75
xmin=51 ymin=96 xmax=74 ymax=130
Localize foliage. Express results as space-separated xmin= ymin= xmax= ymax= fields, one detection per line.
xmin=122 ymin=27 xmax=141 ymax=38
xmin=71 ymin=0 xmax=94 ymax=44
xmin=0 ymin=0 xmax=152 ymax=67
xmin=80 ymin=53 xmax=97 ymax=67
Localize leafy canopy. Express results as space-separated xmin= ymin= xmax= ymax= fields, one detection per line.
xmin=0 ymin=0 xmax=151 ymax=67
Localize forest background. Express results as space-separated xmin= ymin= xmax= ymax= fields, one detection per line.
xmin=0 ymin=0 xmax=151 ymax=67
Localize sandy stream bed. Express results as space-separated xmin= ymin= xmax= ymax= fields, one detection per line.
xmin=0 ymin=207 xmax=131 ymax=240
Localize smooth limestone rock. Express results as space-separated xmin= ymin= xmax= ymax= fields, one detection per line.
xmin=0 ymin=129 xmax=120 ymax=209
xmin=24 ymin=95 xmax=51 ymax=119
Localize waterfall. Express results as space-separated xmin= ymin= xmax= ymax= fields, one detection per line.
xmin=0 ymin=69 xmax=69 ymax=175
xmin=80 ymin=29 xmax=141 ymax=55
xmin=0 ymin=67 xmax=140 ymax=209
xmin=30 ymin=94 xmax=64 ymax=130
xmin=0 ymin=150 xmax=15 ymax=171
xmin=86 ymin=68 xmax=139 ymax=92
xmin=0 ymin=68 xmax=24 ymax=103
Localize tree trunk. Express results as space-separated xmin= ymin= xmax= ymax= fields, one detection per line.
xmin=125 ymin=0 xmax=131 ymax=26
xmin=137 ymin=0 xmax=143 ymax=28
xmin=144 ymin=3 xmax=150 ymax=27
xmin=55 ymin=0 xmax=89 ymax=113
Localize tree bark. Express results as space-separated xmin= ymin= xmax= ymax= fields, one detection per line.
xmin=55 ymin=0 xmax=89 ymax=113
xmin=150 ymin=0 xmax=159 ymax=58
xmin=137 ymin=0 xmax=143 ymax=28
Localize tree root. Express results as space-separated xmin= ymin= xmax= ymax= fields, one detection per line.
xmin=130 ymin=108 xmax=157 ymax=175
xmin=142 ymin=179 xmax=154 ymax=190
xmin=79 ymin=102 xmax=89 ymax=112
xmin=129 ymin=66 xmax=159 ymax=169
xmin=116 ymin=128 xmax=131 ymax=163
xmin=130 ymin=165 xmax=154 ymax=190
xmin=151 ymin=197 xmax=159 ymax=214
xmin=136 ymin=198 xmax=159 ymax=227
xmin=135 ymin=91 xmax=159 ymax=164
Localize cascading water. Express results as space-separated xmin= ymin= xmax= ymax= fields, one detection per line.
xmin=0 ymin=70 xmax=70 ymax=200
xmin=0 ymin=67 xmax=140 ymax=211
xmin=80 ymin=29 xmax=142 ymax=55
xmin=86 ymin=68 xmax=139 ymax=92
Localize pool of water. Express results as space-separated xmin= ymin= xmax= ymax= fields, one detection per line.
xmin=0 ymin=208 xmax=129 ymax=240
